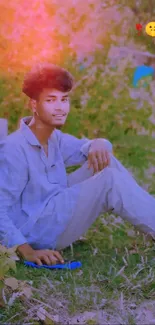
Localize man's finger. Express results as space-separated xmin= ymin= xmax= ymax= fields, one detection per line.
xmin=96 ymin=151 xmax=104 ymax=171
xmin=88 ymin=161 xmax=93 ymax=171
xmin=45 ymin=249 xmax=58 ymax=264
xmin=106 ymin=151 xmax=110 ymax=166
xmin=87 ymin=154 xmax=92 ymax=170
xmin=35 ymin=258 xmax=42 ymax=266
xmin=53 ymin=251 xmax=64 ymax=263
xmin=88 ymin=153 xmax=94 ymax=168
xmin=87 ymin=159 xmax=91 ymax=169
xmin=101 ymin=151 xmax=106 ymax=168
xmin=91 ymin=156 xmax=99 ymax=174
xmin=102 ymin=151 xmax=108 ymax=167
xmin=47 ymin=253 xmax=58 ymax=265
xmin=42 ymin=255 xmax=51 ymax=265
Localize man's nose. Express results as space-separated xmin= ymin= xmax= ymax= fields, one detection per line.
xmin=54 ymin=101 xmax=64 ymax=111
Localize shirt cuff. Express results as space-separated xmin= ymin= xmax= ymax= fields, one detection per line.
xmin=80 ymin=140 xmax=94 ymax=157
xmin=3 ymin=229 xmax=27 ymax=248
xmin=102 ymin=139 xmax=113 ymax=152
xmin=80 ymin=138 xmax=113 ymax=157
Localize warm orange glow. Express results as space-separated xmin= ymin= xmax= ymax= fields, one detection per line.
xmin=0 ymin=0 xmax=115 ymax=73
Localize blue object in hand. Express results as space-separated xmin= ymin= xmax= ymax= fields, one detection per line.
xmin=24 ymin=260 xmax=82 ymax=270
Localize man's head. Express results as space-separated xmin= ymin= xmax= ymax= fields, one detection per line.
xmin=22 ymin=63 xmax=74 ymax=127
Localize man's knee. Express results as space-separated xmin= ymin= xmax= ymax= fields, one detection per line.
xmin=94 ymin=166 xmax=121 ymax=190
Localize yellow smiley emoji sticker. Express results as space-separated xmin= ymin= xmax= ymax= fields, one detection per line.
xmin=145 ymin=22 xmax=155 ymax=37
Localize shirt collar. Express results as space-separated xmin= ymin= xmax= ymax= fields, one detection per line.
xmin=20 ymin=116 xmax=56 ymax=147
xmin=19 ymin=116 xmax=42 ymax=147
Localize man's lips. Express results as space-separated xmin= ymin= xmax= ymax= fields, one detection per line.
xmin=52 ymin=114 xmax=66 ymax=117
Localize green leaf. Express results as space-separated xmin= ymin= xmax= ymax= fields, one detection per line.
xmin=0 ymin=280 xmax=5 ymax=308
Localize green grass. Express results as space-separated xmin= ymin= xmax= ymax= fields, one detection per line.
xmin=1 ymin=134 xmax=155 ymax=324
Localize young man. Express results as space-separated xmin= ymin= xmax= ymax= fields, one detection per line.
xmin=0 ymin=63 xmax=155 ymax=266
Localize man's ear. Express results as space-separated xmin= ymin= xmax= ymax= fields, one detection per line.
xmin=29 ymin=99 xmax=37 ymax=113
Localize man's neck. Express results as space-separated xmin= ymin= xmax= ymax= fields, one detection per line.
xmin=28 ymin=117 xmax=55 ymax=146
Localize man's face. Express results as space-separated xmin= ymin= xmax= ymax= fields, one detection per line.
xmin=32 ymin=88 xmax=70 ymax=127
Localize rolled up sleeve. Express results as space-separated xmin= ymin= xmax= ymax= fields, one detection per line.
xmin=0 ymin=141 xmax=28 ymax=247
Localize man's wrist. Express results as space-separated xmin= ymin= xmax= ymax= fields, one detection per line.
xmin=80 ymin=140 xmax=94 ymax=156
xmin=16 ymin=243 xmax=34 ymax=258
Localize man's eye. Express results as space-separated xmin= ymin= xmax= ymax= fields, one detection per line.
xmin=62 ymin=98 xmax=68 ymax=102
xmin=46 ymin=99 xmax=55 ymax=102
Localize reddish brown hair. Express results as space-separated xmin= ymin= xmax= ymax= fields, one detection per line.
xmin=22 ymin=63 xmax=74 ymax=99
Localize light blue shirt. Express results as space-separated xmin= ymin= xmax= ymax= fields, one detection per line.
xmin=0 ymin=116 xmax=113 ymax=248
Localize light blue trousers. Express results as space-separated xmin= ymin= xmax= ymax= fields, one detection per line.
xmin=56 ymin=154 xmax=155 ymax=249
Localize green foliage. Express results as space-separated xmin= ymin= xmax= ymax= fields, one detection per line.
xmin=121 ymin=0 xmax=154 ymax=15
xmin=0 ymin=245 xmax=18 ymax=279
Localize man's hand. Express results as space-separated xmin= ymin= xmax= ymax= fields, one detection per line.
xmin=88 ymin=139 xmax=111 ymax=174
xmin=17 ymin=243 xmax=64 ymax=266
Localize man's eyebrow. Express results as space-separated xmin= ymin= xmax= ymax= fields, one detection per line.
xmin=46 ymin=94 xmax=69 ymax=98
